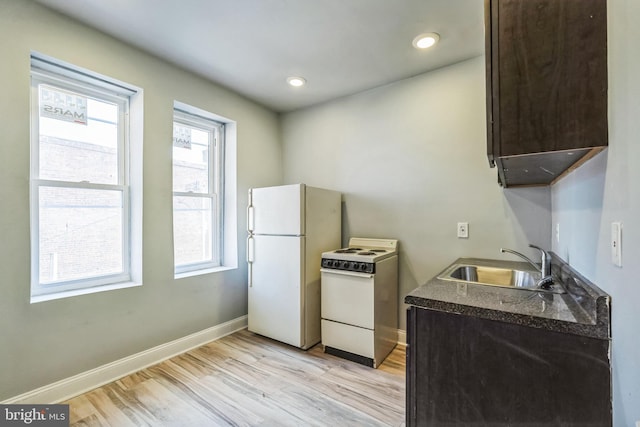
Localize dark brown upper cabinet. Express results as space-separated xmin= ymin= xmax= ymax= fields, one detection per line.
xmin=485 ymin=0 xmax=608 ymax=187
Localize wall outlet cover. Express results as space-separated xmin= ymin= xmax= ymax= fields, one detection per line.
xmin=457 ymin=222 xmax=469 ymax=239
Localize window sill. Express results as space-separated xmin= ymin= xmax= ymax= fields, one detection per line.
xmin=175 ymin=265 xmax=236 ymax=280
xmin=30 ymin=280 xmax=142 ymax=304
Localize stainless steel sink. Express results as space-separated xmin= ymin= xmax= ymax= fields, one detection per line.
xmin=437 ymin=263 xmax=565 ymax=294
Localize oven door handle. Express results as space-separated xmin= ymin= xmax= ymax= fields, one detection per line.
xmin=320 ymin=268 xmax=374 ymax=279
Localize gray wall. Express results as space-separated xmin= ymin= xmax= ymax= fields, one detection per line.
xmin=551 ymin=0 xmax=640 ymax=425
xmin=4 ymin=2 xmax=635 ymax=424
xmin=281 ymin=56 xmax=551 ymax=330
xmin=0 ymin=0 xmax=282 ymax=400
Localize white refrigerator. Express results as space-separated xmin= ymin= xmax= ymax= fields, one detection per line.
xmin=247 ymin=184 xmax=341 ymax=349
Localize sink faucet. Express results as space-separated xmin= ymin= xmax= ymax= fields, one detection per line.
xmin=529 ymin=244 xmax=551 ymax=277
xmin=500 ymin=244 xmax=553 ymax=288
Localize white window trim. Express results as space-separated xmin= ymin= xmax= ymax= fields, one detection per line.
xmin=29 ymin=54 xmax=142 ymax=301
xmin=172 ymin=108 xmax=225 ymax=275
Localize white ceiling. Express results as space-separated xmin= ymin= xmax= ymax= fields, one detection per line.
xmin=34 ymin=0 xmax=485 ymax=112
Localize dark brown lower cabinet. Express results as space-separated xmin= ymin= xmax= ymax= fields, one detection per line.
xmin=406 ymin=306 xmax=611 ymax=426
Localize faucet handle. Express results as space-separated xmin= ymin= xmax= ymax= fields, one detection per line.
xmin=528 ymin=244 xmax=551 ymax=275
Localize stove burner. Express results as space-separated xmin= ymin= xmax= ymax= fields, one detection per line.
xmin=335 ymin=249 xmax=358 ymax=254
xmin=349 ymin=248 xmax=363 ymax=251
xmin=358 ymin=251 xmax=377 ymax=256
xmin=370 ymin=249 xmax=387 ymax=252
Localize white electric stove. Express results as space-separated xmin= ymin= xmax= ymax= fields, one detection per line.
xmin=320 ymin=238 xmax=398 ymax=368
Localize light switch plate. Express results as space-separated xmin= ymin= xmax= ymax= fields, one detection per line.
xmin=611 ymin=222 xmax=622 ymax=267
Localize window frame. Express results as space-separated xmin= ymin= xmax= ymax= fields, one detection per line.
xmin=172 ymin=109 xmax=225 ymax=275
xmin=30 ymin=57 xmax=135 ymax=298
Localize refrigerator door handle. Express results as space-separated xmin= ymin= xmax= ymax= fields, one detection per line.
xmin=247 ymin=205 xmax=255 ymax=232
xmin=247 ymin=235 xmax=255 ymax=286
xmin=247 ymin=235 xmax=255 ymax=262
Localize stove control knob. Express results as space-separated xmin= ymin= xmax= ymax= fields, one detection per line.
xmin=341 ymin=261 xmax=350 ymax=269
xmin=360 ymin=263 xmax=368 ymax=271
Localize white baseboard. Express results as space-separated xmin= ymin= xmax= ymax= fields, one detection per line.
xmin=397 ymin=329 xmax=406 ymax=346
xmin=3 ymin=315 xmax=248 ymax=405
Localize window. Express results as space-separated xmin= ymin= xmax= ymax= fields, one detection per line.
xmin=30 ymin=54 xmax=140 ymax=300
xmin=172 ymin=107 xmax=224 ymax=274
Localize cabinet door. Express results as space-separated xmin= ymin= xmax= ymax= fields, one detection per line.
xmin=487 ymin=0 xmax=607 ymax=158
xmin=405 ymin=308 xmax=417 ymax=426
xmin=407 ymin=306 xmax=611 ymax=426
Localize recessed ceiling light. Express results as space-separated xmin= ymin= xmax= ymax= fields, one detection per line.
xmin=287 ymin=76 xmax=306 ymax=87
xmin=412 ymin=33 xmax=440 ymax=49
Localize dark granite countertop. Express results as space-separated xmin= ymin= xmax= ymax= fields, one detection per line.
xmin=404 ymin=254 xmax=611 ymax=340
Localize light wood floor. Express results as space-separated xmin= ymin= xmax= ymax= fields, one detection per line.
xmin=64 ymin=329 xmax=406 ymax=426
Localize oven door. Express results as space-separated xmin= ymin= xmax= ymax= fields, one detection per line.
xmin=320 ymin=268 xmax=374 ymax=329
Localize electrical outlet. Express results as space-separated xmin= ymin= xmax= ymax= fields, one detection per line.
xmin=457 ymin=222 xmax=469 ymax=238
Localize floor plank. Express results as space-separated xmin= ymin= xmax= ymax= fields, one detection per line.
xmin=64 ymin=329 xmax=406 ymax=426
